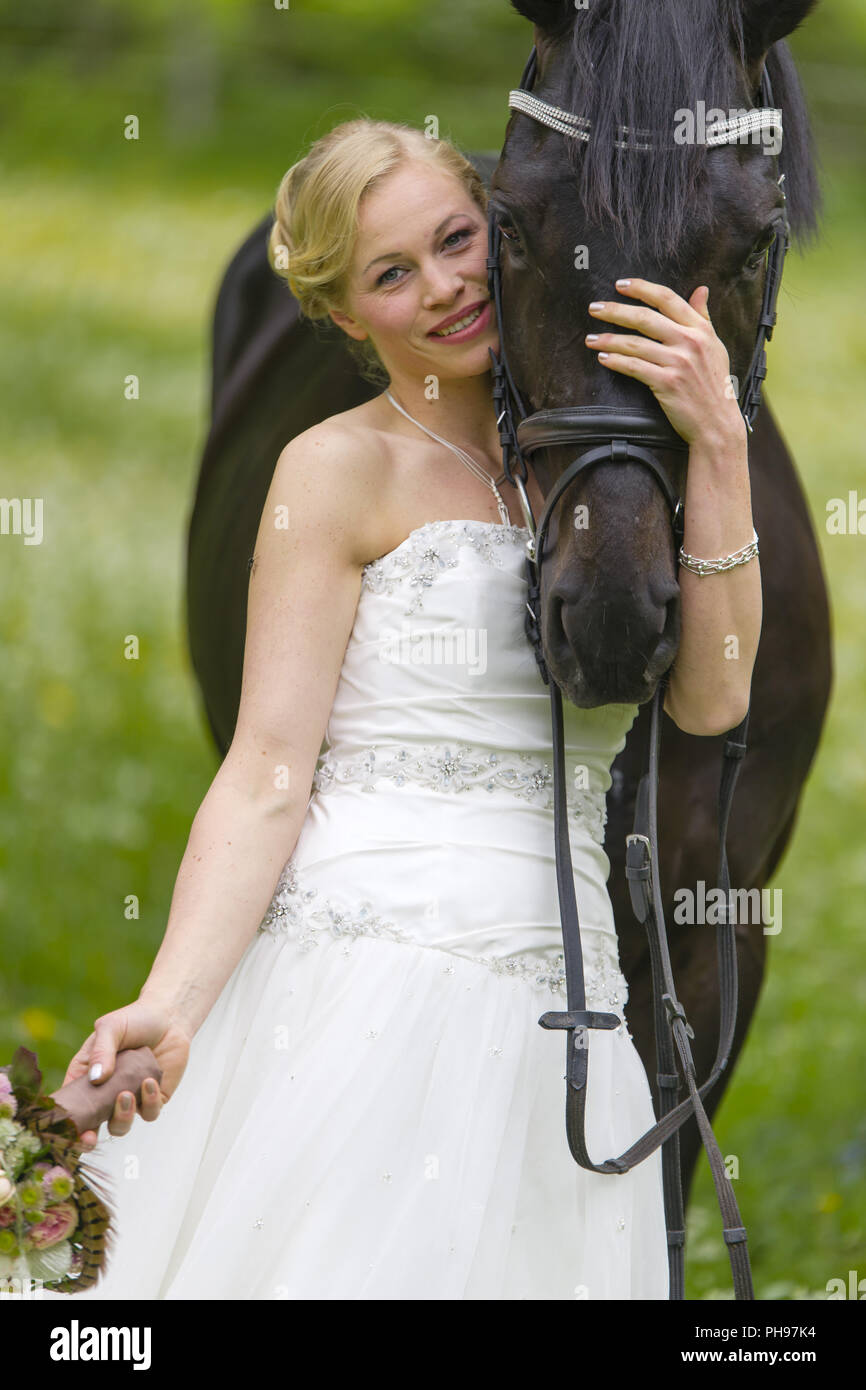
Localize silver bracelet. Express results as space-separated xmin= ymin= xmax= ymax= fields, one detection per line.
xmin=678 ymin=528 xmax=759 ymax=576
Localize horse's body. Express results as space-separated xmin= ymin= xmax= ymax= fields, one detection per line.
xmin=187 ymin=3 xmax=831 ymax=1205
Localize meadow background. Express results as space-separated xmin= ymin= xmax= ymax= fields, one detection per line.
xmin=1 ymin=0 xmax=864 ymax=1299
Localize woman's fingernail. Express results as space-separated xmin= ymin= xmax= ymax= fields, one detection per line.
xmin=120 ymin=1094 xmax=132 ymax=1111
xmin=616 ymin=278 xmax=631 ymax=287
xmin=145 ymin=1082 xmax=156 ymax=1097
xmin=588 ymin=301 xmax=605 ymax=311
xmin=89 ymin=1063 xmax=102 ymax=1082
xmin=598 ymin=352 xmax=610 ymax=360
xmin=586 ymin=334 xmax=599 ymax=343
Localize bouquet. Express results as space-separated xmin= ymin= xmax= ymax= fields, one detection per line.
xmin=0 ymin=1044 xmax=161 ymax=1292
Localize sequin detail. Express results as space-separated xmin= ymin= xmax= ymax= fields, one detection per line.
xmin=313 ymin=743 xmax=608 ymax=845
xmin=257 ymin=861 xmax=628 ymax=1007
xmin=361 ymin=518 xmax=530 ymax=616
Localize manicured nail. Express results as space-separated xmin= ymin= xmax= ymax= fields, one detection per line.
xmin=588 ymin=301 xmax=605 ymax=310
xmin=89 ymin=1062 xmax=102 ymax=1081
xmin=598 ymin=352 xmax=610 ymax=360
xmin=120 ymin=1094 xmax=132 ymax=1111
xmin=145 ymin=1081 xmax=156 ymax=1097
xmin=616 ymin=278 xmax=631 ymax=287
xmin=586 ymin=334 xmax=600 ymax=342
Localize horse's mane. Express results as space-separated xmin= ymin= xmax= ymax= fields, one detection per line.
xmin=554 ymin=0 xmax=820 ymax=258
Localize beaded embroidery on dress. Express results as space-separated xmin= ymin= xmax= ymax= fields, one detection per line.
xmin=46 ymin=516 xmax=669 ymax=1301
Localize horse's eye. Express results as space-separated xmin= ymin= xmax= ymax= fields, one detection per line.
xmin=498 ymin=220 xmax=522 ymax=247
xmin=745 ymin=225 xmax=777 ymax=272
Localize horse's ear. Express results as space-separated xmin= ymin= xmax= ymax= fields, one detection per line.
xmin=509 ymin=0 xmax=573 ymax=36
xmin=740 ymin=0 xmax=819 ymax=75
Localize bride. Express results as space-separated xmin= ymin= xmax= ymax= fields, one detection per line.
xmin=52 ymin=116 xmax=758 ymax=1300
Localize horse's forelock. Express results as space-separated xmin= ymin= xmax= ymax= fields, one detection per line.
xmin=538 ymin=0 xmax=819 ymax=256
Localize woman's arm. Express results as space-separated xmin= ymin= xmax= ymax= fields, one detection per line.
xmin=662 ymin=423 xmax=760 ymax=736
xmin=71 ymin=424 xmax=388 ymax=1149
xmin=134 ymin=764 xmax=313 ymax=1038
xmin=585 ymin=277 xmax=761 ymax=735
xmin=136 ymin=424 xmax=385 ymax=1036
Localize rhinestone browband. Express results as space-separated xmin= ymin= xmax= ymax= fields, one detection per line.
xmin=507 ymin=89 xmax=783 ymax=152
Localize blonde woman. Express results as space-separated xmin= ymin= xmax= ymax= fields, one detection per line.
xmin=50 ymin=117 xmax=749 ymax=1301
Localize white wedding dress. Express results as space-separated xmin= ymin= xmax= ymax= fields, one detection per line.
xmin=46 ymin=517 xmax=669 ymax=1300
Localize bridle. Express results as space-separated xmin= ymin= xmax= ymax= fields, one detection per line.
xmin=486 ymin=45 xmax=790 ymax=1302
xmin=490 ymin=46 xmax=789 ymax=559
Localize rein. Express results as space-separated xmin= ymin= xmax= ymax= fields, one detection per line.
xmin=487 ymin=45 xmax=790 ymax=1301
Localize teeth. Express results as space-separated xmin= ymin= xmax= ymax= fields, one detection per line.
xmin=432 ymin=304 xmax=484 ymax=336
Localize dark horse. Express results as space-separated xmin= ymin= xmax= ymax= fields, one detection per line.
xmin=187 ymin=0 xmax=831 ymax=1214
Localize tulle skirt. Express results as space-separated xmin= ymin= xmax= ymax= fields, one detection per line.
xmin=43 ymin=785 xmax=670 ymax=1300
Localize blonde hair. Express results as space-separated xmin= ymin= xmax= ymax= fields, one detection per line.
xmin=267 ymin=119 xmax=488 ymax=388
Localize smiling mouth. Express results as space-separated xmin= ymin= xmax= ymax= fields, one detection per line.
xmin=429 ymin=303 xmax=487 ymax=337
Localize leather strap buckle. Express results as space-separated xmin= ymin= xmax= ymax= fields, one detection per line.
xmin=625 ymin=833 xmax=652 ymax=923
xmin=625 ymin=832 xmax=651 ymax=870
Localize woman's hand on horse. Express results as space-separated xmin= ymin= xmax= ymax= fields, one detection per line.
xmin=584 ymin=278 xmax=747 ymax=449
xmin=62 ymin=1000 xmax=193 ymax=1150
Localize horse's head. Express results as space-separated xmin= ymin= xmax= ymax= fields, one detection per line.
xmin=492 ymin=0 xmax=819 ymax=707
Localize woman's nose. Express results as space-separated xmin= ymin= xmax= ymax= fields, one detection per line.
xmin=422 ymin=269 xmax=464 ymax=304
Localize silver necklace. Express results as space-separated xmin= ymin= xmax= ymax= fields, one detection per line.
xmin=384 ymin=389 xmax=513 ymax=527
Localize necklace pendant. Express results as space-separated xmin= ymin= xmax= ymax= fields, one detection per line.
xmin=494 ymin=490 xmax=511 ymax=527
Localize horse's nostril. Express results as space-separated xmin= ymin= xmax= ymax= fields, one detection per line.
xmin=650 ymin=575 xmax=681 ymax=612
xmin=555 ymin=585 xmax=675 ymax=669
xmin=547 ymin=591 xmax=575 ymax=666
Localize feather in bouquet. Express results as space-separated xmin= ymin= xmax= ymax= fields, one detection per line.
xmin=0 ymin=1044 xmax=162 ymax=1292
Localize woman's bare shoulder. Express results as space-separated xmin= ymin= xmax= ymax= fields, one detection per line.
xmin=277 ymin=410 xmax=392 ymax=490
xmin=273 ymin=408 xmax=396 ymax=565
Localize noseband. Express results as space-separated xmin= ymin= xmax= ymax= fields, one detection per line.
xmin=486 ymin=45 xmax=790 ymax=1303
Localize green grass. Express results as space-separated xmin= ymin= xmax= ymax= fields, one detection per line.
xmin=2 ymin=52 xmax=864 ymax=1300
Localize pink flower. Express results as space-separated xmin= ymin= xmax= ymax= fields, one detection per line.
xmin=41 ymin=1164 xmax=74 ymax=1202
xmin=0 ymin=1074 xmax=16 ymax=1119
xmin=27 ymin=1200 xmax=77 ymax=1249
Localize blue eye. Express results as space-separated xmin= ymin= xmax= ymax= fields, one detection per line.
xmin=376 ymin=266 xmax=402 ymax=286
xmin=375 ymin=227 xmax=474 ymax=286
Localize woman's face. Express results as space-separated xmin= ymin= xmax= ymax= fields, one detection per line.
xmin=330 ymin=160 xmax=498 ymax=384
